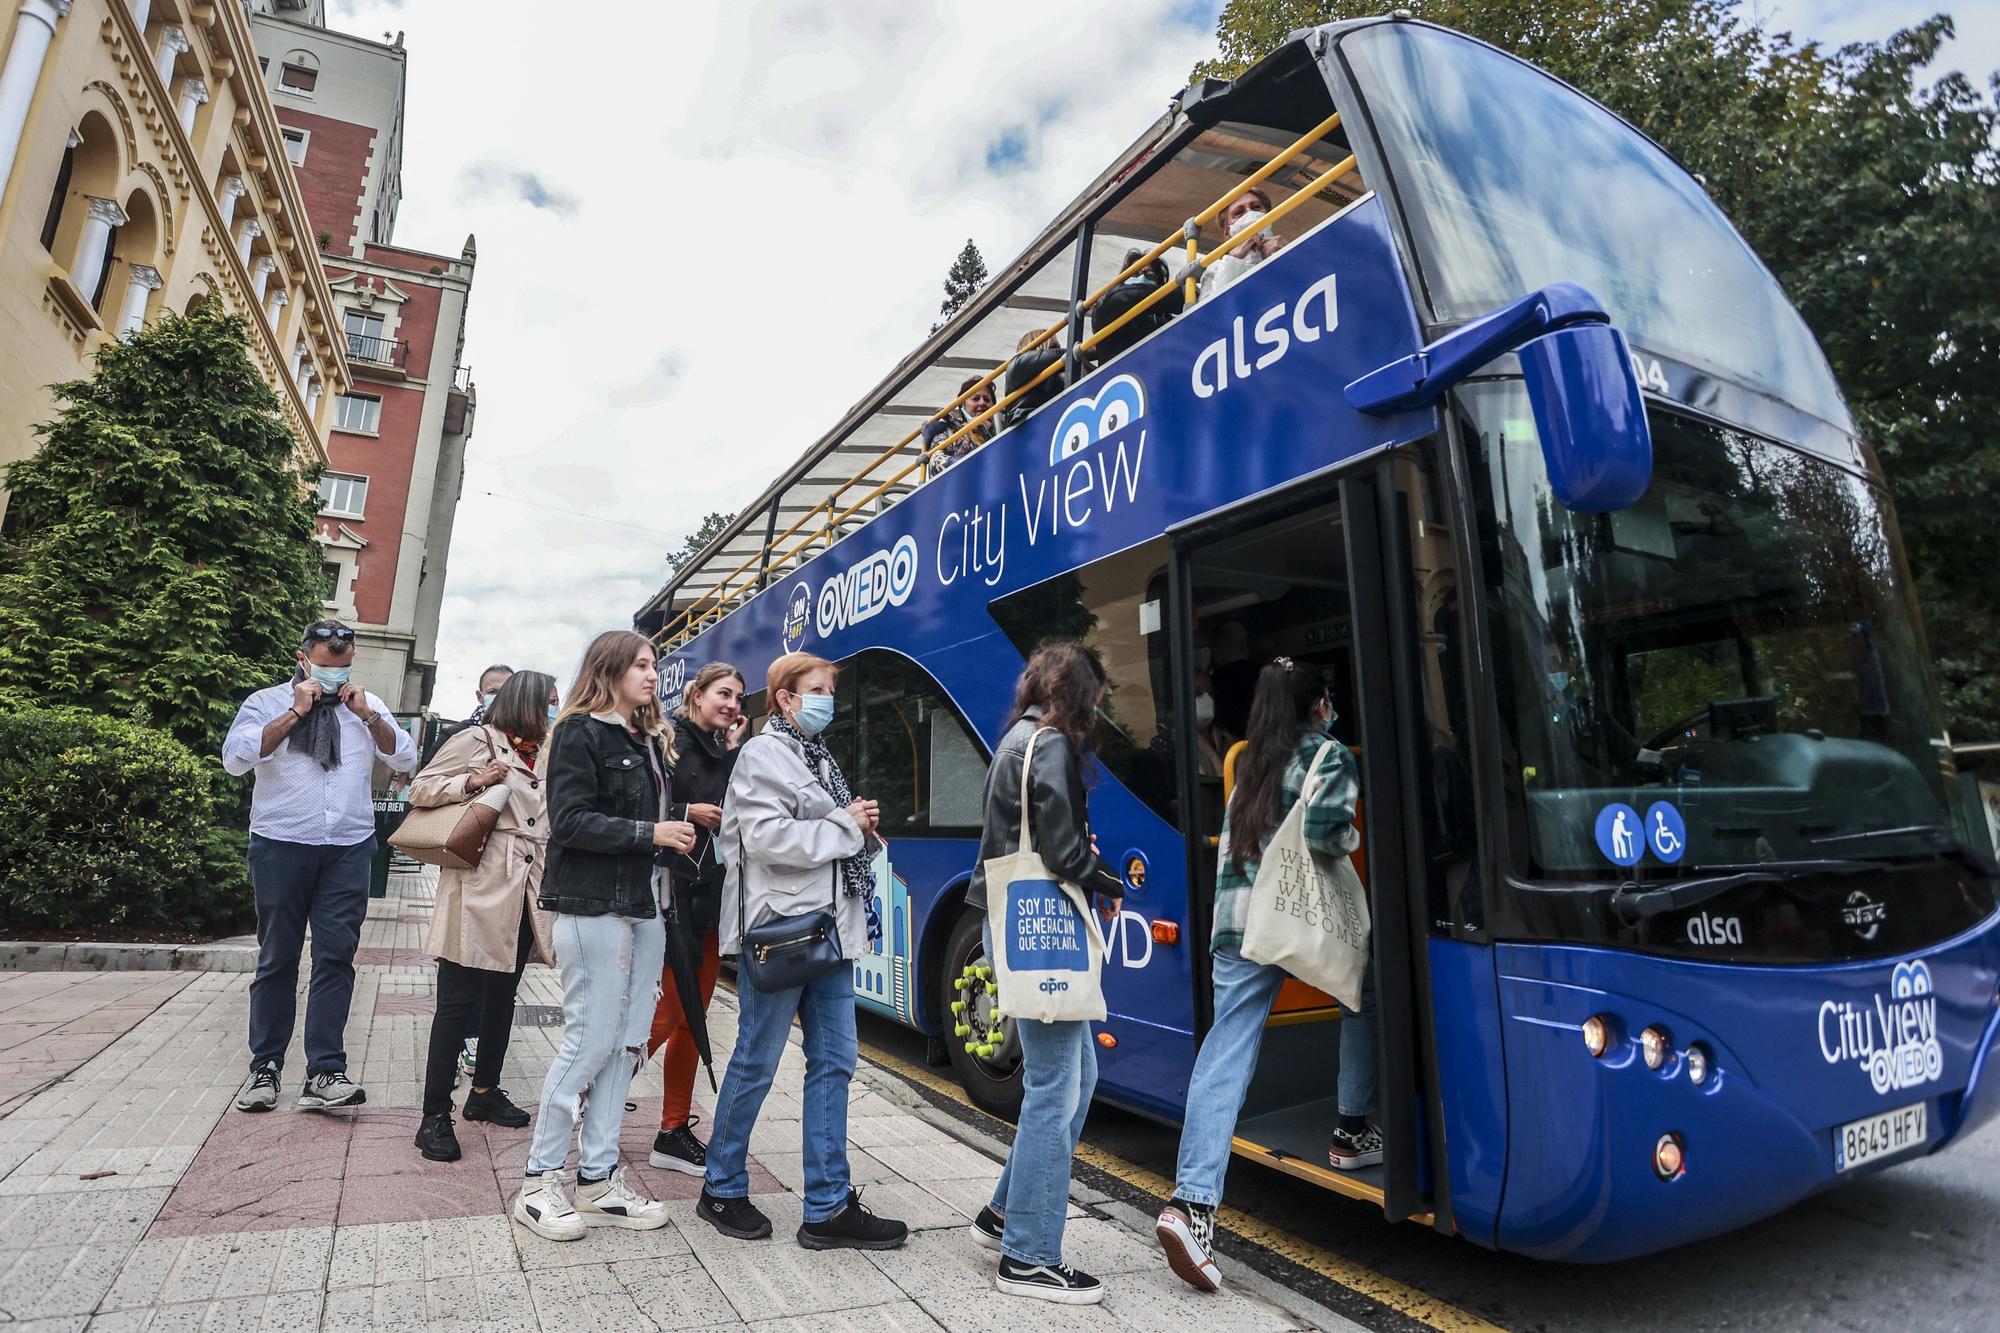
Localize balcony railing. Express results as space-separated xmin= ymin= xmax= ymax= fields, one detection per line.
xmin=346 ymin=332 xmax=409 ymax=367
xmin=452 ymin=364 xmax=473 ymax=392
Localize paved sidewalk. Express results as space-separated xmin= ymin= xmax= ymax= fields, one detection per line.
xmin=0 ymin=871 xmax=1328 ymax=1331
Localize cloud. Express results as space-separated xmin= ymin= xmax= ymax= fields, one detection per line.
xmin=457 ymin=161 xmax=579 ymax=218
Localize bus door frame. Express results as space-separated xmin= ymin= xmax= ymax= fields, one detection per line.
xmin=1164 ymin=458 xmax=1448 ymax=1226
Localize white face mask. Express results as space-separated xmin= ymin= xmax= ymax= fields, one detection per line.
xmin=1194 ymin=693 xmax=1216 ymax=727
xmin=1227 ymin=207 xmax=1269 ymax=239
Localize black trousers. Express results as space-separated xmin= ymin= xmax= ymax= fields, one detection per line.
xmin=421 ymin=908 xmax=533 ymax=1116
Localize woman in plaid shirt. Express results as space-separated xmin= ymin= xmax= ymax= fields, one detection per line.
xmin=1155 ymin=658 xmax=1373 ymax=1294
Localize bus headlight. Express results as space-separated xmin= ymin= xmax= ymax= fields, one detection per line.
xmin=1654 ymin=1132 xmax=1685 ymax=1179
xmin=1582 ymin=1015 xmax=1610 ymax=1058
xmin=1685 ymin=1044 xmax=1711 ymax=1085
xmin=1641 ymin=1026 xmax=1672 ymax=1070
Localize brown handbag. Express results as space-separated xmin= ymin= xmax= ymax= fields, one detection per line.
xmin=390 ymin=729 xmax=512 ymax=870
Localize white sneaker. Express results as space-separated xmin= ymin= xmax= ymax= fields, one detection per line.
xmin=573 ymin=1165 xmax=669 ymax=1230
xmin=513 ymin=1170 xmax=585 ymax=1242
xmin=1157 ymin=1201 xmax=1223 ymax=1292
xmin=295 ymin=1070 xmax=365 ymax=1110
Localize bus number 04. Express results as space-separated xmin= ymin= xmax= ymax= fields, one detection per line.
xmin=1629 ymin=351 xmax=1670 ymax=395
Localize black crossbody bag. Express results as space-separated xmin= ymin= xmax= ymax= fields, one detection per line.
xmin=735 ymin=746 xmax=847 ymax=991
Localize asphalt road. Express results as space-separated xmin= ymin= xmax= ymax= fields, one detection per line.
xmin=854 ymin=1008 xmax=2000 ymax=1333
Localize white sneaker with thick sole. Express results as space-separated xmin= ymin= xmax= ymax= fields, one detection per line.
xmin=513 ymin=1171 xmax=585 ymax=1242
xmin=573 ymin=1165 xmax=670 ymax=1230
xmin=996 ymin=1258 xmax=1105 ymax=1305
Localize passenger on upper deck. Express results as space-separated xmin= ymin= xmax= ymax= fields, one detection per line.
xmin=1087 ymin=249 xmax=1179 ymax=365
xmin=1199 ymin=188 xmax=1287 ymax=303
xmin=923 ymin=376 xmax=996 ymax=479
xmin=1000 ymin=329 xmax=1067 ymax=429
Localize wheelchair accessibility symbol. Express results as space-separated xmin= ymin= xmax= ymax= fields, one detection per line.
xmin=1645 ymin=801 xmax=1686 ymax=864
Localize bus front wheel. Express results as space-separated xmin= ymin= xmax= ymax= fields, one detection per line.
xmin=941 ymin=908 xmax=1024 ymax=1120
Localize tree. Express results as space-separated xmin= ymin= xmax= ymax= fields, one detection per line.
xmin=1198 ymin=1 xmax=2000 ymax=736
xmin=667 ymin=511 xmax=737 ymax=575
xmin=931 ymin=239 xmax=989 ymax=334
xmin=0 ymin=306 xmax=327 ymax=761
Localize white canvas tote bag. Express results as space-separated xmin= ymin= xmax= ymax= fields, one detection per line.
xmin=1238 ymin=740 xmax=1370 ymax=1008
xmin=985 ymin=728 xmax=1108 ymax=1024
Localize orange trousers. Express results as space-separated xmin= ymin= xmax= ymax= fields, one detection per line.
xmin=646 ymin=928 xmax=722 ymax=1131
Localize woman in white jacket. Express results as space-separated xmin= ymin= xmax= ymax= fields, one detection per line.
xmin=694 ymin=652 xmax=909 ymax=1252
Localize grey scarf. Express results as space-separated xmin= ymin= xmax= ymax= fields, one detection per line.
xmin=287 ymin=666 xmax=343 ymax=770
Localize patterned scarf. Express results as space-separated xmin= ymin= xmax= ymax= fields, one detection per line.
xmin=287 ymin=665 xmax=342 ymax=770
xmin=768 ymin=713 xmax=882 ymax=946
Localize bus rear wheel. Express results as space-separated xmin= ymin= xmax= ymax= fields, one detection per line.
xmin=940 ymin=908 xmax=1023 ymax=1120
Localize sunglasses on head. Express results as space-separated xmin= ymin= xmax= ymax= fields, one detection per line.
xmin=304 ymin=626 xmax=356 ymax=646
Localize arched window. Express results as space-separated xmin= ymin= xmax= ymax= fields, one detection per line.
xmin=39 ymin=131 xmax=77 ymax=252
xmin=278 ymin=49 xmax=319 ymax=94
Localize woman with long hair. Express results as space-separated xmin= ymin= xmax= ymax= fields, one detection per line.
xmin=409 ymin=671 xmax=560 ymax=1162
xmin=1155 ymin=657 xmax=1363 ymax=1292
xmin=696 ymin=652 xmax=907 ymax=1251
xmin=643 ymin=661 xmax=747 ymax=1176
xmin=967 ymin=641 xmax=1126 ymax=1304
xmin=511 ymin=631 xmax=697 ymax=1242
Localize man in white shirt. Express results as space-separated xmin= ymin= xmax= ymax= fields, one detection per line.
xmin=221 ymin=619 xmax=418 ymax=1112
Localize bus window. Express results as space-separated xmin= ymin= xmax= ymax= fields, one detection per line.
xmin=988 ymin=539 xmax=1179 ymax=827
xmin=853 ymin=650 xmax=988 ymax=837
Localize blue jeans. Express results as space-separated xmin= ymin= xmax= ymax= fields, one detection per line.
xmin=1173 ymin=945 xmax=1376 ymax=1208
xmin=985 ymin=921 xmax=1098 ymax=1266
xmin=247 ymin=835 xmax=374 ymax=1076
xmin=527 ymin=910 xmax=666 ymax=1178
xmin=705 ymin=965 xmax=858 ymax=1223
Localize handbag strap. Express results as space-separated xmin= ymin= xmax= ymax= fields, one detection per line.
xmin=1015 ymin=726 xmax=1059 ymax=862
xmin=732 ymin=736 xmax=842 ymax=955
xmin=1301 ymin=739 xmax=1338 ymax=801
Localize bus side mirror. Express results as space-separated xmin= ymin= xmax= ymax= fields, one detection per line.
xmin=1345 ymin=282 xmax=1654 ymax=512
xmin=1517 ymin=322 xmax=1652 ymax=512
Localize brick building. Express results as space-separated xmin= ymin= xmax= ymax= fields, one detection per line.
xmin=249 ymin=0 xmax=476 ymax=714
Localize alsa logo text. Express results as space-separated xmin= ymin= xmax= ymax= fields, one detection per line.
xmin=1191 ymin=272 xmax=1338 ymax=399
xmin=1818 ymin=959 xmax=1944 ymax=1096
xmin=815 ymin=534 xmax=919 ymax=638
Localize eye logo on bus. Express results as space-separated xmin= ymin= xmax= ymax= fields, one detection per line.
xmin=782 ymin=582 xmax=812 ymax=652
xmin=1049 ymin=374 xmax=1146 ymax=464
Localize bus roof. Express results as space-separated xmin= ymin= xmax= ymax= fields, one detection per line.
xmin=635 ymin=104 xmax=1187 ymax=632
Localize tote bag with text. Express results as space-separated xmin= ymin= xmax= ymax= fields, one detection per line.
xmin=1238 ymin=740 xmax=1370 ymax=1008
xmin=985 ymin=728 xmax=1108 ymax=1024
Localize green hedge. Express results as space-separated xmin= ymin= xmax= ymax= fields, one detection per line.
xmin=0 ymin=707 xmax=251 ymax=932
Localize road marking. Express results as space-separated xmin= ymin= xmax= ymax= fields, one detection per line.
xmin=856 ymin=1039 xmax=1505 ymax=1333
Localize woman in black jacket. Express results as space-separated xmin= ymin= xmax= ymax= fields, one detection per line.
xmin=643 ymin=661 xmax=746 ymax=1175
xmin=967 ymin=642 xmax=1124 ymax=1305
xmin=512 ymin=631 xmax=696 ymax=1244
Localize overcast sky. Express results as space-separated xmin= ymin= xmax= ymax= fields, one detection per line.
xmin=320 ymin=0 xmax=1998 ymax=717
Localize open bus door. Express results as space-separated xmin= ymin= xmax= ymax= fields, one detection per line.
xmin=1165 ymin=461 xmax=1450 ymax=1230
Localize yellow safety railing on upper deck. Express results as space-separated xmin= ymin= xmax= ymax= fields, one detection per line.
xmin=656 ymin=108 xmax=1357 ymax=650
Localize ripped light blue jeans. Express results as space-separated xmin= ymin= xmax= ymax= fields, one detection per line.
xmin=526 ymin=909 xmax=665 ymax=1179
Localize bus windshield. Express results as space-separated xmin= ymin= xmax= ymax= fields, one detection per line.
xmin=1460 ymin=383 xmax=1976 ymax=879
xmin=1341 ymin=21 xmax=1851 ymax=431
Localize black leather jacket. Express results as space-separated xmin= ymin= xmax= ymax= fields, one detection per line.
xmin=968 ymin=709 xmax=1124 ymax=912
xmin=661 ymin=715 xmax=738 ymax=934
xmin=540 ymin=713 xmax=670 ymax=919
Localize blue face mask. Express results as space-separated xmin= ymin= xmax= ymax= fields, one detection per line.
xmin=546 ymin=704 xmax=560 ymax=723
xmin=1548 ymin=671 xmax=1572 ymax=694
xmin=309 ymin=665 xmax=351 ymax=692
xmin=792 ymin=693 xmax=836 ymax=736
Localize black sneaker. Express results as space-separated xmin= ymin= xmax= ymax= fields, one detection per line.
xmin=970 ymin=1204 xmax=1004 ymax=1253
xmin=648 ymin=1118 xmax=706 ymax=1175
xmin=1328 ymin=1123 xmax=1385 ymax=1170
xmin=462 ymin=1087 xmax=531 ymax=1128
xmin=415 ymin=1112 xmax=461 ymax=1162
xmin=797 ymin=1188 xmax=908 ymax=1251
xmin=697 ymin=1187 xmax=772 ymax=1240
xmin=996 ymin=1256 xmax=1104 ymax=1305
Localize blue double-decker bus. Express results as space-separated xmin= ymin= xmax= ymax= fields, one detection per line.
xmin=636 ymin=18 xmax=2000 ymax=1261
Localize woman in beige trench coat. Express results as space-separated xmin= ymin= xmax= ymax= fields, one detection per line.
xmin=410 ymin=670 xmax=559 ymax=1162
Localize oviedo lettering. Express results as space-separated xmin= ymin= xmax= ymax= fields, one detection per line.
xmin=1818 ymin=959 xmax=1945 ymax=1096
xmin=1192 ymin=273 xmax=1338 ymax=399
xmin=815 ymin=535 xmax=918 ymax=637
xmin=1269 ymin=846 xmax=1365 ymax=945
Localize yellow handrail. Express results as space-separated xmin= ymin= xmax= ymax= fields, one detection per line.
xmin=656 ymin=113 xmax=1353 ymax=648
